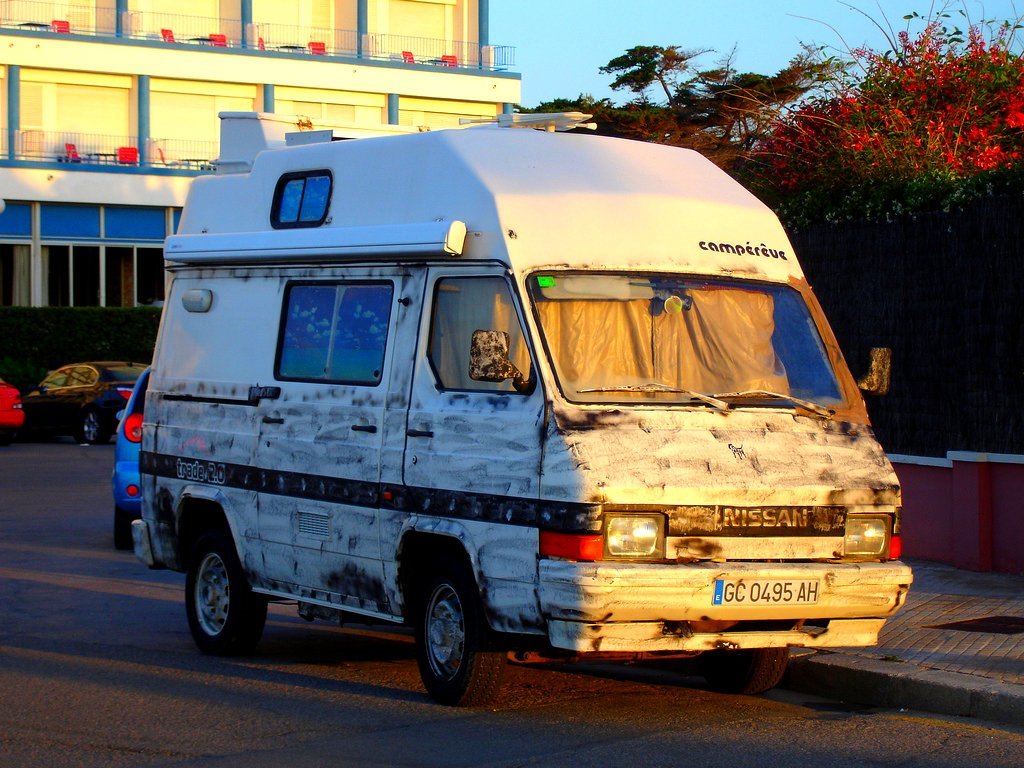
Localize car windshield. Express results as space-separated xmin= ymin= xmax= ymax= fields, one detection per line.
xmin=527 ymin=273 xmax=844 ymax=408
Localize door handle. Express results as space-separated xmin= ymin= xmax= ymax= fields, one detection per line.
xmin=262 ymin=415 xmax=284 ymax=425
xmin=351 ymin=424 xmax=377 ymax=433
xmin=407 ymin=429 xmax=434 ymax=438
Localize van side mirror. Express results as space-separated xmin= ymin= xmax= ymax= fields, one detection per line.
xmin=469 ymin=330 xmax=530 ymax=393
xmin=857 ymin=347 xmax=892 ymax=396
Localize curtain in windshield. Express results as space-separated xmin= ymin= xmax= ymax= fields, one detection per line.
xmin=536 ymin=286 xmax=787 ymax=397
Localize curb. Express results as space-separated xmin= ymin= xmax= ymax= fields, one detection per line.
xmin=784 ymin=652 xmax=1024 ymax=727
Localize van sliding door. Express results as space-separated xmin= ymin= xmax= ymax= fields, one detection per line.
xmin=253 ymin=268 xmax=416 ymax=617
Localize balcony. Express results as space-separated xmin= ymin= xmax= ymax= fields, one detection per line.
xmin=0 ymin=0 xmax=516 ymax=70
xmin=9 ymin=129 xmax=217 ymax=171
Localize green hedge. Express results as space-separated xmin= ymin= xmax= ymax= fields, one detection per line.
xmin=0 ymin=307 xmax=161 ymax=392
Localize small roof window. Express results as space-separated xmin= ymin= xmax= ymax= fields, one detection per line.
xmin=271 ymin=170 xmax=333 ymax=229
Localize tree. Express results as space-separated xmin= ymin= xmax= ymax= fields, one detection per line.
xmin=599 ymin=45 xmax=709 ymax=105
xmin=752 ymin=16 xmax=1024 ymax=227
xmin=526 ymin=46 xmax=836 ymax=170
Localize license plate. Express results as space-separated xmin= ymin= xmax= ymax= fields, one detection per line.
xmin=712 ymin=579 xmax=820 ymax=606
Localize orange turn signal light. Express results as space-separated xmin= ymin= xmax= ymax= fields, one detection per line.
xmin=539 ymin=531 xmax=603 ymax=561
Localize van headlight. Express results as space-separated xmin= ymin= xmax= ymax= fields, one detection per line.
xmin=844 ymin=515 xmax=890 ymax=558
xmin=604 ymin=514 xmax=665 ymax=559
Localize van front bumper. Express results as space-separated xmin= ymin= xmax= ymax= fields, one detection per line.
xmin=539 ymin=559 xmax=912 ymax=653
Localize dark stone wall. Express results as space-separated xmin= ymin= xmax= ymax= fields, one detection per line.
xmin=789 ymin=195 xmax=1024 ymax=458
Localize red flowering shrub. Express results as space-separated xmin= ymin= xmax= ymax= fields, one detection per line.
xmin=753 ymin=20 xmax=1024 ymax=227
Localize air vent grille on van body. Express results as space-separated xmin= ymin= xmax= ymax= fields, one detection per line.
xmin=297 ymin=510 xmax=331 ymax=538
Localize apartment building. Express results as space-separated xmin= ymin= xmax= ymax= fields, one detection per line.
xmin=0 ymin=0 xmax=518 ymax=307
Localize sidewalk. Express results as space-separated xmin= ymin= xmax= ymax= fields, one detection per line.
xmin=785 ymin=559 xmax=1024 ymax=726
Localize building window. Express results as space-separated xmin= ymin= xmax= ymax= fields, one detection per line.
xmin=43 ymin=245 xmax=101 ymax=307
xmin=0 ymin=245 xmax=32 ymax=307
xmin=135 ymin=248 xmax=167 ymax=306
xmin=105 ymin=246 xmax=166 ymax=307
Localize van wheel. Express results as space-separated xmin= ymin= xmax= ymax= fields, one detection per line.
xmin=77 ymin=408 xmax=109 ymax=444
xmin=701 ymin=647 xmax=790 ymax=694
xmin=185 ymin=529 xmax=267 ymax=655
xmin=113 ymin=505 xmax=134 ymax=550
xmin=415 ymin=565 xmax=506 ymax=706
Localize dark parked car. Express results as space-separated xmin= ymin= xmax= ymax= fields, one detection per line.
xmin=0 ymin=378 xmax=25 ymax=446
xmin=112 ymin=367 xmax=150 ymax=549
xmin=21 ymin=362 xmax=147 ymax=445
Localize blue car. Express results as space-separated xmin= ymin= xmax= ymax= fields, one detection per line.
xmin=112 ymin=367 xmax=150 ymax=550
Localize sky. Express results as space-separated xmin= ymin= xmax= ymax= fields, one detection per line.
xmin=491 ymin=0 xmax=1024 ymax=107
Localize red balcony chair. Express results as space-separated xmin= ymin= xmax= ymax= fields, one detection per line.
xmin=62 ymin=143 xmax=81 ymax=163
xmin=308 ymin=40 xmax=326 ymax=55
xmin=161 ymin=28 xmax=175 ymax=43
xmin=401 ymin=50 xmax=415 ymax=64
xmin=51 ymin=20 xmax=70 ymax=33
xmin=257 ymin=36 xmax=265 ymax=50
xmin=209 ymin=33 xmax=227 ymax=47
xmin=440 ymin=54 xmax=458 ymax=67
xmin=117 ymin=146 xmax=139 ymax=165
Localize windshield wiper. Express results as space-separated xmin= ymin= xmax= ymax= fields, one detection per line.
xmin=713 ymin=390 xmax=834 ymax=418
xmin=576 ymin=384 xmax=730 ymax=411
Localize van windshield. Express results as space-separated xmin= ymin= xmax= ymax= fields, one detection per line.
xmin=527 ymin=273 xmax=844 ymax=409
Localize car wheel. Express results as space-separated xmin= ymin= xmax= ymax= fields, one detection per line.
xmin=113 ymin=505 xmax=135 ymax=550
xmin=185 ymin=529 xmax=267 ymax=655
xmin=415 ymin=563 xmax=506 ymax=706
xmin=0 ymin=431 xmax=12 ymax=446
xmin=77 ymin=408 xmax=110 ymax=444
xmin=701 ymin=647 xmax=790 ymax=695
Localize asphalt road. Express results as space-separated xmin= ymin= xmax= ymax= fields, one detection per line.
xmin=1 ymin=440 xmax=1023 ymax=768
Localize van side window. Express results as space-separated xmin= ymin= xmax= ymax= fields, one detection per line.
xmin=277 ymin=282 xmax=393 ymax=384
xmin=271 ymin=171 xmax=333 ymax=228
xmin=428 ymin=276 xmax=532 ymax=392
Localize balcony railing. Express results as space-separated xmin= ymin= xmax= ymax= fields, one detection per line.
xmin=121 ymin=8 xmax=242 ymax=47
xmin=0 ymin=0 xmax=515 ymax=69
xmin=363 ymin=33 xmax=513 ymax=69
xmin=11 ymin=129 xmax=217 ymax=170
xmin=0 ymin=0 xmax=116 ymax=35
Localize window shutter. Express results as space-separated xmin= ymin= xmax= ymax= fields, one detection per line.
xmin=20 ymin=83 xmax=45 ymax=130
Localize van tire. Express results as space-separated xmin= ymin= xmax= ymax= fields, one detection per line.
xmin=113 ymin=505 xmax=134 ymax=550
xmin=185 ymin=529 xmax=267 ymax=656
xmin=701 ymin=647 xmax=790 ymax=695
xmin=415 ymin=565 xmax=506 ymax=706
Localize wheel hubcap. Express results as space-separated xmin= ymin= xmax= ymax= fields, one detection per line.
xmin=425 ymin=584 xmax=464 ymax=680
xmin=83 ymin=412 xmax=100 ymax=442
xmin=195 ymin=552 xmax=230 ymax=636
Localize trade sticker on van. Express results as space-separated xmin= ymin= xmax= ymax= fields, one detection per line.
xmin=712 ymin=579 xmax=820 ymax=606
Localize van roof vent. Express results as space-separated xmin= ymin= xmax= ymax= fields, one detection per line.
xmin=459 ymin=112 xmax=597 ymax=132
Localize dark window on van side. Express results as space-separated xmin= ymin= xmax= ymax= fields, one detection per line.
xmin=276 ymin=282 xmax=393 ymax=384
xmin=271 ymin=171 xmax=333 ymax=228
xmin=427 ymin=276 xmax=533 ymax=393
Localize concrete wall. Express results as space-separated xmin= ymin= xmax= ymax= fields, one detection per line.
xmin=893 ymin=453 xmax=1024 ymax=575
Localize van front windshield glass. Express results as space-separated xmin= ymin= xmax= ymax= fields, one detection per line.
xmin=527 ymin=273 xmax=844 ymax=409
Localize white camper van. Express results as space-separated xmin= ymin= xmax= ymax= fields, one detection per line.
xmin=134 ymin=112 xmax=912 ymax=706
